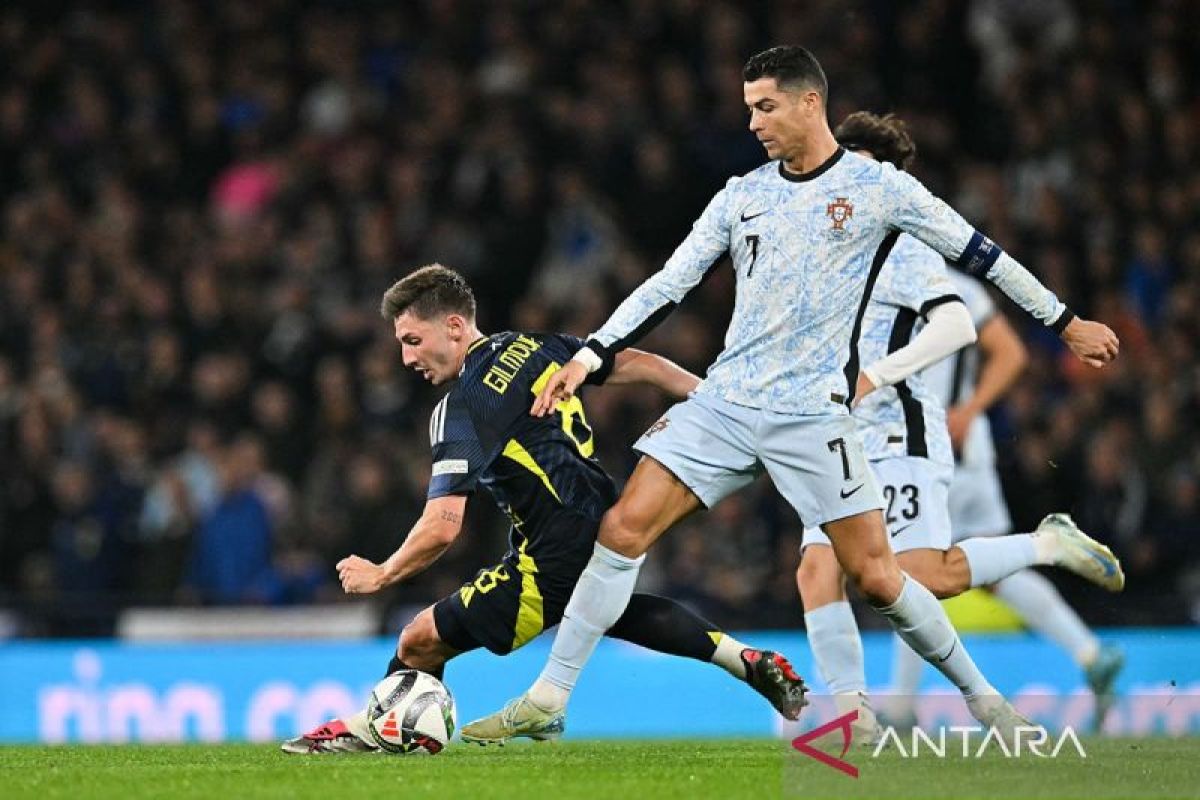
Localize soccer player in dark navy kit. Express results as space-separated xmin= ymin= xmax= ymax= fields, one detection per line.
xmin=283 ymin=264 xmax=807 ymax=753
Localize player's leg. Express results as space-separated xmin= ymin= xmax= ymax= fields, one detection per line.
xmin=282 ymin=605 xmax=466 ymax=754
xmin=950 ymin=464 xmax=1123 ymax=589
xmin=989 ymin=570 xmax=1124 ymax=730
xmin=390 ymin=605 xmax=461 ymax=679
xmin=525 ymin=455 xmax=702 ymax=710
xmin=886 ymin=460 xmax=1001 ymax=723
xmin=796 ymin=537 xmax=879 ymax=742
xmin=607 ymin=593 xmax=808 ymax=719
xmin=955 ymin=465 xmax=1122 ymax=727
xmin=760 ymin=421 xmax=1025 ymax=733
xmin=822 ymin=509 xmax=1031 ymax=730
xmin=465 ymin=395 xmax=761 ymax=741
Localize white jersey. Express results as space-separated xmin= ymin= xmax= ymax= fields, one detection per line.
xmin=853 ymin=235 xmax=960 ymax=466
xmin=588 ymin=149 xmax=1065 ymax=415
xmin=921 ymin=271 xmax=998 ymax=468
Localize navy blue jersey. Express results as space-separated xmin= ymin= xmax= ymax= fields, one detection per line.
xmin=427 ymin=332 xmax=617 ymax=565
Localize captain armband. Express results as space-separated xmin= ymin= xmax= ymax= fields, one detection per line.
xmin=955 ymin=230 xmax=1002 ymax=277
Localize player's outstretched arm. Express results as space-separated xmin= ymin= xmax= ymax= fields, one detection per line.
xmin=885 ymin=167 xmax=1119 ymax=367
xmin=336 ymin=494 xmax=467 ymax=594
xmin=606 ymin=348 xmax=701 ymax=399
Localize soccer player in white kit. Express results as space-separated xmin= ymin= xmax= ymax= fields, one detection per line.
xmin=462 ymin=45 xmax=1120 ymax=744
xmin=884 ymin=269 xmax=1126 ymax=731
xmin=793 ymin=112 xmax=1124 ymax=744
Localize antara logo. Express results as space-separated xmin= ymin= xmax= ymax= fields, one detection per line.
xmin=791 ymin=710 xmax=1088 ymax=778
xmin=791 ymin=710 xmax=860 ymax=777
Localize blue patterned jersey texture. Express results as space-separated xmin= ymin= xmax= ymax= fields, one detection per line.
xmin=589 ymin=149 xmax=1064 ymax=415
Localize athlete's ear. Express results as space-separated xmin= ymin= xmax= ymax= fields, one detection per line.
xmin=445 ymin=313 xmax=465 ymax=341
xmin=804 ymin=90 xmax=821 ymax=115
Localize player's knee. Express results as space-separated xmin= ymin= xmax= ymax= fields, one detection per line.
xmin=598 ymin=504 xmax=652 ymax=557
xmin=847 ymin=556 xmax=901 ymax=605
xmin=796 ymin=547 xmax=840 ymax=604
xmin=398 ymin=615 xmax=439 ymax=665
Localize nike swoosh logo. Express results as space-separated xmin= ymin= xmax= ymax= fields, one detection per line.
xmin=891 ymin=523 xmax=915 ymax=538
xmin=839 ymin=484 xmax=865 ymax=499
xmin=740 ymin=210 xmax=767 ymax=222
xmin=937 ymin=640 xmax=957 ymax=663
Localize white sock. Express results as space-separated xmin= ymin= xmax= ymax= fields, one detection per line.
xmin=957 ymin=534 xmax=1038 ymax=586
xmin=711 ymin=633 xmax=749 ymax=680
xmin=887 ymin=633 xmax=926 ymax=720
xmin=875 ymin=574 xmax=995 ymax=699
xmin=529 ymin=542 xmax=644 ymax=710
xmin=991 ymin=569 xmax=1100 ymax=666
xmin=803 ymin=601 xmax=866 ymax=695
xmin=344 ymin=709 xmax=373 ymax=744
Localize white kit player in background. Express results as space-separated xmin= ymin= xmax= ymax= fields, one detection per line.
xmin=794 ymin=111 xmax=1125 ymax=746
xmin=884 ymin=269 xmax=1126 ymax=732
xmin=461 ymin=45 xmax=1119 ymax=745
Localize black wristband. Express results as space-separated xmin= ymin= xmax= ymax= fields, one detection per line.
xmin=1050 ymin=307 xmax=1076 ymax=335
xmin=583 ymin=338 xmax=616 ymax=385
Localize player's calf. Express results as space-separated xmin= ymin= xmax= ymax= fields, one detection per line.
xmin=896 ymin=547 xmax=971 ymax=599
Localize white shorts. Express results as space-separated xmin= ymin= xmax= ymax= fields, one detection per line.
xmin=802 ymin=456 xmax=953 ymax=553
xmin=948 ymin=461 xmax=1013 ymax=541
xmin=633 ymin=391 xmax=883 ymax=527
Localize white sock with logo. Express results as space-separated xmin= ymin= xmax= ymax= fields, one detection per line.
xmin=529 ymin=542 xmax=644 ymax=710
xmin=874 ymin=574 xmax=995 ymax=700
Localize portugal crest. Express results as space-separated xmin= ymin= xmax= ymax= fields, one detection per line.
xmin=826 ymin=197 xmax=854 ymax=232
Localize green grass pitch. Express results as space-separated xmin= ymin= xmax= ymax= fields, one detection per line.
xmin=1 ymin=739 xmax=1195 ymax=800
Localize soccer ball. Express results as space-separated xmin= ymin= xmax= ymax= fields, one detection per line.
xmin=366 ymin=670 xmax=456 ymax=755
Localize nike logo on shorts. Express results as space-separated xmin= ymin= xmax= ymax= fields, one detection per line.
xmin=839 ymin=484 xmax=864 ymax=499
xmin=740 ymin=209 xmax=767 ymax=222
xmin=891 ymin=523 xmax=915 ymax=537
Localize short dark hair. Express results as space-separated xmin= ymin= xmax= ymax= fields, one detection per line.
xmin=834 ymin=111 xmax=917 ymax=171
xmin=742 ymin=46 xmax=828 ymax=98
xmin=380 ymin=264 xmax=476 ymax=322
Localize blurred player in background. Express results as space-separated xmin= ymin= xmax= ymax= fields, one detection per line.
xmin=466 ymin=45 xmax=1119 ymax=745
xmin=795 ymin=112 xmax=1124 ymax=745
xmin=282 ymin=265 xmax=806 ymax=753
xmin=884 ymin=268 xmax=1126 ymax=732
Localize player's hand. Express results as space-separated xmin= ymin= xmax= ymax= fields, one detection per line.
xmin=531 ymin=360 xmax=588 ymax=417
xmin=851 ymin=372 xmax=876 ymax=408
xmin=337 ymin=554 xmax=385 ymax=595
xmin=946 ymin=404 xmax=977 ymax=453
xmin=1061 ymin=317 xmax=1119 ymax=368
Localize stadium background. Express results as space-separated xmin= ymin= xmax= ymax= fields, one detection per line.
xmin=0 ymin=0 xmax=1197 ymax=742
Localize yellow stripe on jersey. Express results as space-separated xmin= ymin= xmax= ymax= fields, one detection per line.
xmin=510 ymin=541 xmax=544 ymax=651
xmin=502 ymin=438 xmax=561 ymax=502
xmin=531 ymin=362 xmax=595 ymax=457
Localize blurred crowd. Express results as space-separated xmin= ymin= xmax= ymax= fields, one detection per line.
xmin=1 ymin=0 xmax=1198 ymax=636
